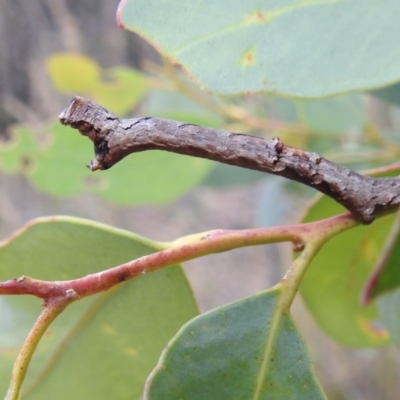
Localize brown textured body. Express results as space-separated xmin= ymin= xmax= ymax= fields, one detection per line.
xmin=60 ymin=97 xmax=400 ymax=223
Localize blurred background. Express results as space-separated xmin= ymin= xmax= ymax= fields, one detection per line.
xmin=1 ymin=1 xmax=400 ymax=398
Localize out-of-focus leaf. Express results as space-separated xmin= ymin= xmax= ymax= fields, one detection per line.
xmin=362 ymin=212 xmax=400 ymax=303
xmin=95 ymin=67 xmax=150 ymax=115
xmin=297 ymin=94 xmax=366 ymax=134
xmin=47 ymin=53 xmax=149 ymax=116
xmin=98 ymin=150 xmax=214 ymax=205
xmin=0 ymin=123 xmax=214 ymax=205
xmin=269 ymin=96 xmax=298 ymax=123
xmin=300 ymin=164 xmax=400 ymax=346
xmin=371 ymin=82 xmax=400 ymax=106
xmin=28 ymin=124 xmax=94 ymax=197
xmin=377 ymin=289 xmax=400 ymax=344
xmin=300 ymin=195 xmax=393 ymax=347
xmin=358 ymin=165 xmax=400 ymax=303
xmin=118 ymin=0 xmax=400 ymax=97
xmin=47 ymin=53 xmax=101 ymax=93
xmin=144 ymin=88 xmax=224 ymax=128
xmin=0 ymin=127 xmax=37 ymax=173
xmin=153 ymin=111 xmax=223 ymax=128
xmin=201 ymin=163 xmax=265 ymax=188
xmin=0 ymin=216 xmax=198 ymax=399
xmin=145 ymin=287 xmax=326 ymax=400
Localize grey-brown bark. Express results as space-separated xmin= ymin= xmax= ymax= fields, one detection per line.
xmin=60 ymin=96 xmax=400 ymax=224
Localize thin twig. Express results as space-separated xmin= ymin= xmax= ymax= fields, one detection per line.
xmin=0 ymin=215 xmax=356 ymax=300
xmin=5 ymin=299 xmax=70 ymax=400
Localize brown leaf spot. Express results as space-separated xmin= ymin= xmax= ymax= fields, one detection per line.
xmin=246 ymin=10 xmax=269 ymax=23
xmin=241 ymin=48 xmax=256 ymax=67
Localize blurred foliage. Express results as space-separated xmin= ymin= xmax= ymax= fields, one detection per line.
xmin=372 ymin=83 xmax=400 ymax=107
xmin=47 ymin=53 xmax=149 ymax=116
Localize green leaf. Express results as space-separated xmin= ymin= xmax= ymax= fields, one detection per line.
xmin=47 ymin=53 xmax=149 ymax=116
xmin=28 ymin=124 xmax=95 ymax=197
xmin=118 ymin=0 xmax=400 ymax=97
xmin=370 ymin=82 xmax=400 ymax=106
xmin=94 ymin=66 xmax=150 ymax=116
xmin=47 ymin=53 xmax=101 ymax=93
xmin=145 ymin=88 xmax=224 ymax=127
xmin=97 ymin=150 xmax=215 ymax=205
xmin=145 ymin=287 xmax=326 ymax=400
xmin=297 ymin=94 xmax=366 ymax=135
xmin=356 ymin=167 xmax=400 ymax=303
xmin=0 ymin=123 xmax=214 ymax=205
xmin=0 ymin=216 xmax=198 ymax=398
xmin=300 ymin=195 xmax=393 ymax=347
xmin=269 ymin=96 xmax=298 ymax=123
xmin=202 ymin=163 xmax=266 ymax=188
xmin=0 ymin=127 xmax=37 ymax=173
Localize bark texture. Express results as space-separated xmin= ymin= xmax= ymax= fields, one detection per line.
xmin=60 ymin=96 xmax=400 ymax=224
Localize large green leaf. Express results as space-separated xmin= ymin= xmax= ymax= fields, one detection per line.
xmin=0 ymin=123 xmax=214 ymax=205
xmin=300 ymin=196 xmax=393 ymax=347
xmin=118 ymin=0 xmax=400 ymax=97
xmin=0 ymin=216 xmax=198 ymax=398
xmin=145 ymin=287 xmax=326 ymax=400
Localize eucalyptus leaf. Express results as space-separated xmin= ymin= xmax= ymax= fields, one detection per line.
xmin=0 ymin=216 xmax=198 ymax=398
xmin=118 ymin=0 xmax=400 ymax=97
xmin=300 ymin=196 xmax=393 ymax=347
xmin=145 ymin=287 xmax=326 ymax=400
